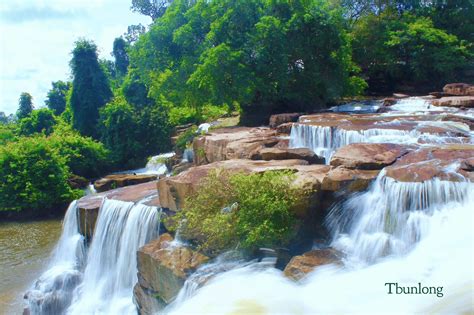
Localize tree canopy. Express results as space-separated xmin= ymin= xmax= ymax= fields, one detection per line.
xmin=17 ymin=92 xmax=34 ymax=119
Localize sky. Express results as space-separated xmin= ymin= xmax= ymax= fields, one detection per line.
xmin=0 ymin=0 xmax=150 ymax=115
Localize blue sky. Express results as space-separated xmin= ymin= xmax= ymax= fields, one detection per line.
xmin=0 ymin=0 xmax=150 ymax=114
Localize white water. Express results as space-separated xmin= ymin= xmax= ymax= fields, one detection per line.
xmin=166 ymin=176 xmax=474 ymax=315
xmin=115 ymin=152 xmax=175 ymax=175
xmin=26 ymin=199 xmax=161 ymax=315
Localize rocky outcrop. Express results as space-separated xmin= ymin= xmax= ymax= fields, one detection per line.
xmin=77 ymin=181 xmax=160 ymax=239
xmin=269 ymin=113 xmax=301 ymax=128
xmin=385 ymin=145 xmax=474 ymax=182
xmin=431 ymin=96 xmax=474 ymax=108
xmin=322 ymin=167 xmax=380 ymax=192
xmin=135 ymin=234 xmax=209 ymax=307
xmin=284 ymin=248 xmax=341 ymax=281
xmin=255 ymin=147 xmax=325 ymax=164
xmin=192 ymin=127 xmax=281 ymax=165
xmin=443 ymin=83 xmax=474 ymax=96
xmin=93 ymin=174 xmax=157 ymax=193
xmin=133 ymin=283 xmax=167 ymax=315
xmin=330 ymin=143 xmax=410 ymax=170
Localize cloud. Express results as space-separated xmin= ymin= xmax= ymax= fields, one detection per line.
xmin=0 ymin=6 xmax=86 ymax=23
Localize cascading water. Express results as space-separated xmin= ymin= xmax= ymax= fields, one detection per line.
xmin=165 ymin=174 xmax=473 ymax=314
xmin=26 ymin=198 xmax=161 ymax=315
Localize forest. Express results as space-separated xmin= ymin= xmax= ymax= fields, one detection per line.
xmin=0 ymin=0 xmax=472 ymax=218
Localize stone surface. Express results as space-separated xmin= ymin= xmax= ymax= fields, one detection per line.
xmin=256 ymin=147 xmax=325 ymax=164
xmin=322 ymin=167 xmax=380 ymax=192
xmin=133 ymin=283 xmax=167 ymax=315
xmin=192 ymin=127 xmax=280 ymax=165
xmin=269 ymin=113 xmax=301 ymax=128
xmin=77 ymin=181 xmax=160 ymax=239
xmin=431 ymin=96 xmax=474 ymax=108
xmin=284 ymin=249 xmax=341 ymax=281
xmin=67 ymin=175 xmax=89 ymax=189
xmin=137 ymin=233 xmax=209 ymax=304
xmin=93 ymin=174 xmax=157 ymax=193
xmin=330 ymin=143 xmax=410 ymax=170
xmin=443 ymin=83 xmax=474 ymax=96
xmin=385 ymin=145 xmax=474 ymax=182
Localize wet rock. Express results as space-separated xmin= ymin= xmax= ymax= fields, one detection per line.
xmin=77 ymin=181 xmax=160 ymax=239
xmin=284 ymin=249 xmax=341 ymax=281
xmin=276 ymin=122 xmax=295 ymax=134
xmin=322 ymin=167 xmax=380 ymax=192
xmin=136 ymin=233 xmax=209 ymax=304
xmin=67 ymin=175 xmax=89 ymax=189
xmin=172 ymin=161 xmax=193 ymax=175
xmin=93 ymin=174 xmax=157 ymax=193
xmin=385 ymin=145 xmax=474 ymax=182
xmin=431 ymin=96 xmax=474 ymax=108
xmin=393 ymin=93 xmax=410 ymax=98
xmin=269 ymin=113 xmax=301 ymax=128
xmin=133 ymin=283 xmax=167 ymax=315
xmin=443 ymin=83 xmax=474 ymax=96
xmin=192 ymin=127 xmax=280 ymax=165
xmin=382 ymin=97 xmax=397 ymax=106
xmin=256 ymin=147 xmax=325 ymax=164
xmin=330 ymin=143 xmax=410 ymax=170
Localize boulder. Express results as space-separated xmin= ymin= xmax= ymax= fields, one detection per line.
xmin=276 ymin=122 xmax=295 ymax=134
xmin=284 ymin=249 xmax=341 ymax=281
xmin=256 ymin=147 xmax=325 ymax=164
xmin=330 ymin=143 xmax=410 ymax=170
xmin=192 ymin=127 xmax=280 ymax=165
xmin=67 ymin=175 xmax=89 ymax=189
xmin=93 ymin=174 xmax=157 ymax=193
xmin=385 ymin=145 xmax=474 ymax=182
xmin=133 ymin=283 xmax=167 ymax=315
xmin=77 ymin=181 xmax=160 ymax=239
xmin=443 ymin=83 xmax=474 ymax=96
xmin=136 ymin=233 xmax=209 ymax=304
xmin=322 ymin=167 xmax=380 ymax=192
xmin=269 ymin=113 xmax=301 ymax=128
xmin=431 ymin=96 xmax=474 ymax=108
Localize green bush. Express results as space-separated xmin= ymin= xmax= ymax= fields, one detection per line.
xmin=0 ymin=136 xmax=82 ymax=214
xmin=19 ymin=108 xmax=57 ymax=136
xmin=175 ymin=125 xmax=197 ymax=150
xmin=175 ymin=169 xmax=305 ymax=255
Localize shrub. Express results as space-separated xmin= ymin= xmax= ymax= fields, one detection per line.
xmin=175 ymin=169 xmax=305 ymax=255
xmin=19 ymin=108 xmax=57 ymax=136
xmin=0 ymin=136 xmax=82 ymax=214
xmin=175 ymin=125 xmax=198 ymax=150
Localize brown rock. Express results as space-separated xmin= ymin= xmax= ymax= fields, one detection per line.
xmin=68 ymin=175 xmax=89 ymax=189
xmin=284 ymin=249 xmax=341 ymax=281
xmin=257 ymin=147 xmax=324 ymax=164
xmin=322 ymin=167 xmax=380 ymax=192
xmin=330 ymin=143 xmax=410 ymax=170
xmin=443 ymin=83 xmax=474 ymax=96
xmin=137 ymin=233 xmax=209 ymax=304
xmin=431 ymin=96 xmax=474 ymax=108
xmin=93 ymin=174 xmax=157 ymax=193
xmin=133 ymin=283 xmax=167 ymax=315
xmin=269 ymin=113 xmax=301 ymax=128
xmin=385 ymin=145 xmax=474 ymax=182
xmin=276 ymin=122 xmax=294 ymax=134
xmin=383 ymin=97 xmax=397 ymax=106
xmin=393 ymin=93 xmax=410 ymax=98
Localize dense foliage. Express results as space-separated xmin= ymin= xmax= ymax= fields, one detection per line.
xmin=16 ymin=92 xmax=34 ymax=119
xmin=46 ymin=81 xmax=71 ymax=115
xmin=174 ymin=170 xmax=305 ymax=255
xmin=19 ymin=108 xmax=57 ymax=136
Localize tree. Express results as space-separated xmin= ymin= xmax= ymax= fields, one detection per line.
xmin=19 ymin=108 xmax=57 ymax=136
xmin=130 ymin=0 xmax=173 ymax=20
xmin=17 ymin=92 xmax=33 ymax=119
xmin=45 ymin=81 xmax=71 ymax=115
xmin=124 ymin=24 xmax=146 ymax=44
xmin=0 ymin=112 xmax=8 ymax=124
xmin=112 ymin=37 xmax=130 ymax=76
xmin=70 ymin=39 xmax=112 ymax=138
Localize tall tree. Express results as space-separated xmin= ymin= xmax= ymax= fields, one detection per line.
xmin=112 ymin=37 xmax=130 ymax=76
xmin=17 ymin=92 xmax=34 ymax=119
xmin=69 ymin=39 xmax=112 ymax=138
xmin=45 ymin=81 xmax=71 ymax=115
xmin=124 ymin=24 xmax=146 ymax=44
xmin=130 ymin=0 xmax=173 ymax=20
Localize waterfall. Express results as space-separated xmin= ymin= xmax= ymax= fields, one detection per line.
xmin=25 ymin=201 xmax=86 ymax=315
xmin=26 ymin=199 xmax=161 ymax=315
xmin=165 ymin=178 xmax=473 ymax=314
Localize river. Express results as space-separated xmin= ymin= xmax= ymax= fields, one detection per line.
xmin=0 ymin=219 xmax=62 ymax=314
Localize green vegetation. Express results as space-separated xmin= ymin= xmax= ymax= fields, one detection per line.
xmin=19 ymin=108 xmax=56 ymax=136
xmin=174 ymin=170 xmax=305 ymax=255
xmin=16 ymin=93 xmax=34 ymax=119
xmin=46 ymin=81 xmax=71 ymax=115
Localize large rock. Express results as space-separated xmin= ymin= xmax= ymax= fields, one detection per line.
xmin=93 ymin=174 xmax=157 ymax=193
xmin=385 ymin=145 xmax=474 ymax=182
xmin=133 ymin=283 xmax=167 ymax=315
xmin=269 ymin=113 xmax=301 ymax=128
xmin=157 ymin=159 xmax=328 ymax=212
xmin=443 ymin=83 xmax=474 ymax=96
xmin=330 ymin=143 xmax=410 ymax=170
xmin=431 ymin=96 xmax=474 ymax=108
xmin=322 ymin=167 xmax=380 ymax=192
xmin=77 ymin=181 xmax=160 ymax=239
xmin=192 ymin=127 xmax=280 ymax=165
xmin=284 ymin=249 xmax=341 ymax=281
xmin=256 ymin=147 xmax=325 ymax=164
xmin=136 ymin=233 xmax=209 ymax=304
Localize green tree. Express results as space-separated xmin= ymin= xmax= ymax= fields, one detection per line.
xmin=112 ymin=37 xmax=130 ymax=76
xmin=45 ymin=81 xmax=71 ymax=115
xmin=19 ymin=108 xmax=57 ymax=136
xmin=124 ymin=24 xmax=146 ymax=44
xmin=131 ymin=0 xmax=174 ymax=20
xmin=17 ymin=92 xmax=34 ymax=119
xmin=0 ymin=112 xmax=8 ymax=124
xmin=70 ymin=39 xmax=113 ymax=138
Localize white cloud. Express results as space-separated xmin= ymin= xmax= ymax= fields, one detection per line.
xmin=0 ymin=0 xmax=150 ymax=114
